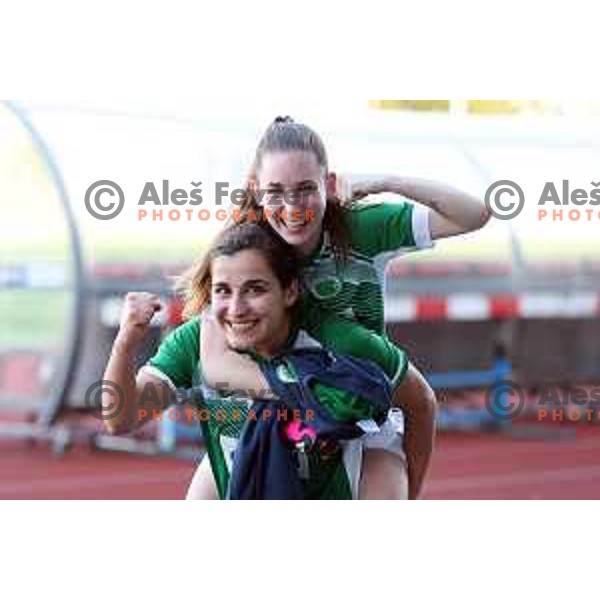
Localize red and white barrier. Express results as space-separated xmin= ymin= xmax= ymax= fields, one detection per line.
xmin=384 ymin=292 xmax=600 ymax=322
xmin=99 ymin=292 xmax=600 ymax=327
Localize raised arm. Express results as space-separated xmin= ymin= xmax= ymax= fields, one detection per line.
xmin=338 ymin=174 xmax=491 ymax=239
xmin=102 ymin=292 xmax=172 ymax=435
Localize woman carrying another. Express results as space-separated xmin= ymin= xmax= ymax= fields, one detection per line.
xmin=103 ymin=224 xmax=423 ymax=499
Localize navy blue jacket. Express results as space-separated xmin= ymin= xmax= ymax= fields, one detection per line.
xmin=228 ymin=348 xmax=392 ymax=500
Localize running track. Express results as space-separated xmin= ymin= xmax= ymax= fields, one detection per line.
xmin=1 ymin=426 xmax=599 ymax=499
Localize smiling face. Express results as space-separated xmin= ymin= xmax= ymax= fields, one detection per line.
xmin=257 ymin=150 xmax=334 ymax=256
xmin=211 ymin=248 xmax=298 ymax=357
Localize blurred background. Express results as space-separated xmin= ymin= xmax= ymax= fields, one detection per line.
xmin=2 ymin=99 xmax=600 ymax=499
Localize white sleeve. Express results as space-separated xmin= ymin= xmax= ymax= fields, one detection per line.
xmin=372 ymin=204 xmax=435 ymax=277
xmin=138 ymin=365 xmax=178 ymax=393
xmin=412 ymin=204 xmax=435 ymax=249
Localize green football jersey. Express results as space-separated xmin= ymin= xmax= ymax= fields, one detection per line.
xmin=301 ymin=201 xmax=431 ymax=333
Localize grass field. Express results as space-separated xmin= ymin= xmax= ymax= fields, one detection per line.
xmin=0 ymin=291 xmax=70 ymax=350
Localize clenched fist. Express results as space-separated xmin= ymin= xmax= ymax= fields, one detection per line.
xmin=334 ymin=174 xmax=386 ymax=206
xmin=116 ymin=292 xmax=163 ymax=349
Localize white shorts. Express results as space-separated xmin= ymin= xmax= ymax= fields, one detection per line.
xmin=362 ymin=408 xmax=405 ymax=457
